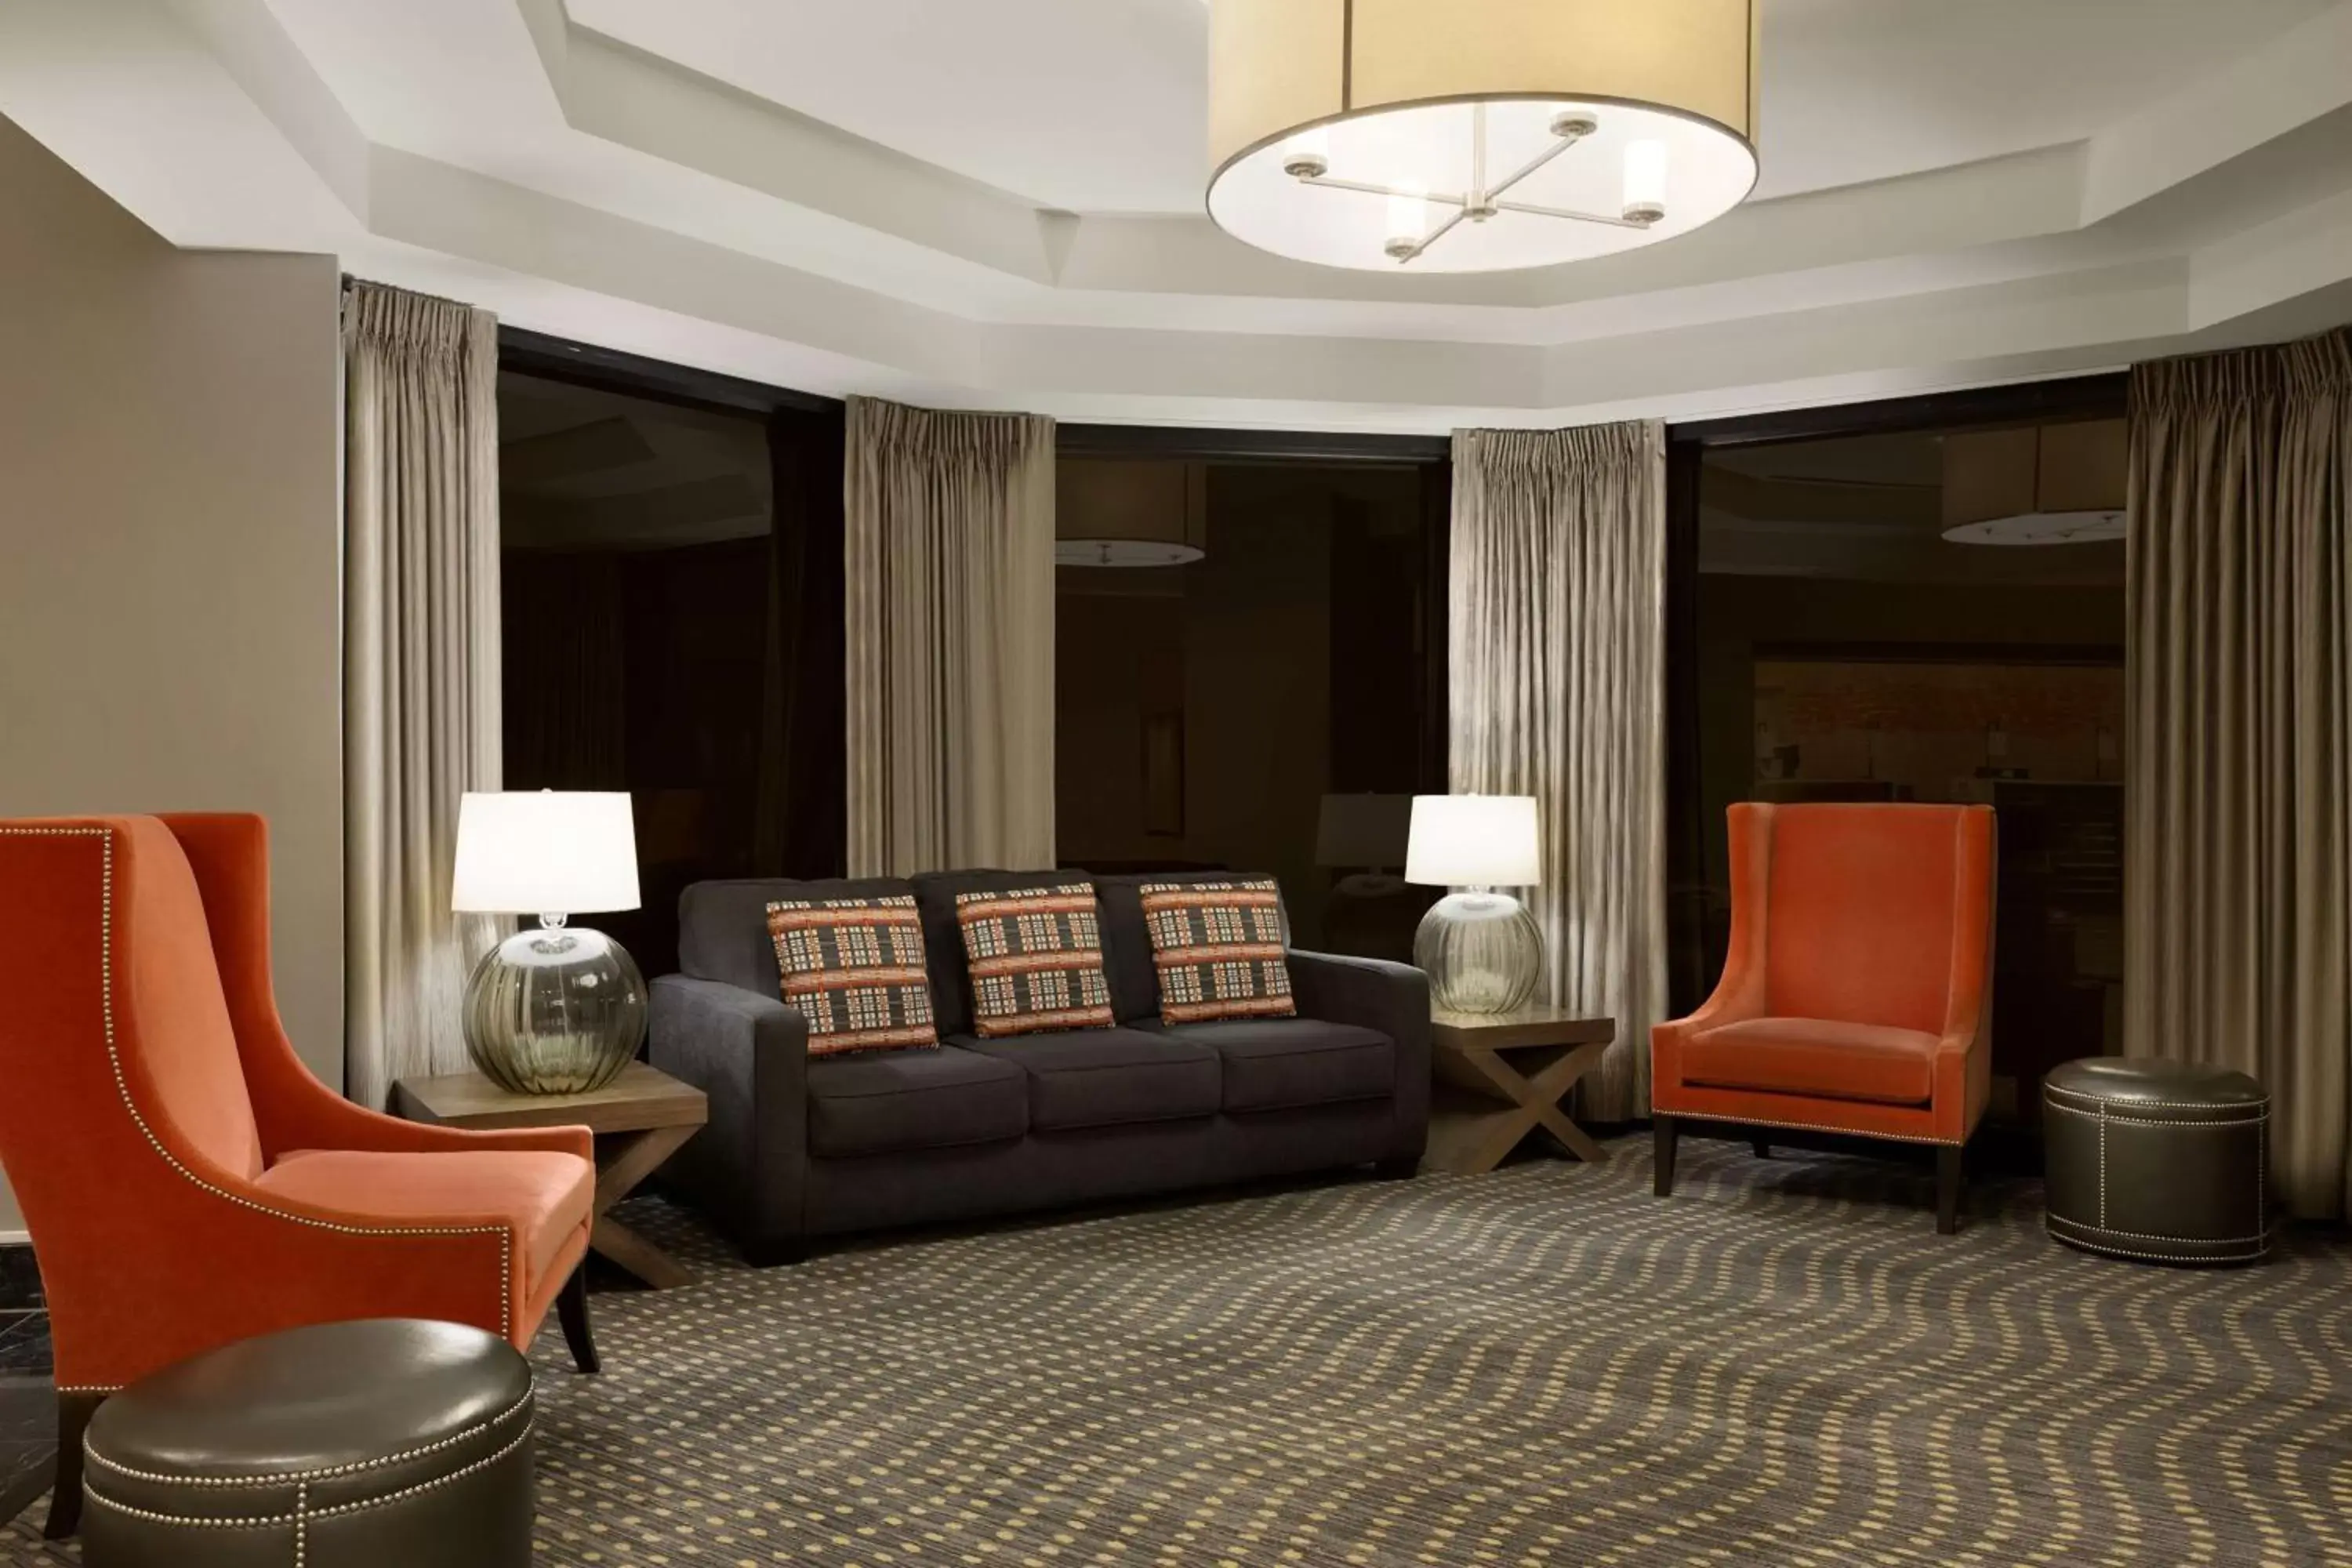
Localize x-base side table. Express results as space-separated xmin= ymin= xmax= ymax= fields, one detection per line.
xmin=394 ymin=1061 xmax=708 ymax=1290
xmin=1423 ymin=1006 xmax=1617 ymax=1174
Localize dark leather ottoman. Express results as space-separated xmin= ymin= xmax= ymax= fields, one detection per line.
xmin=2043 ymin=1057 xmax=2271 ymax=1264
xmin=82 ymin=1319 xmax=535 ymax=1566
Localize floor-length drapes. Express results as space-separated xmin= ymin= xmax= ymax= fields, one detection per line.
xmin=844 ymin=397 xmax=1056 ymax=876
xmin=2126 ymin=327 xmax=2352 ymax=1219
xmin=343 ymin=281 xmax=503 ymax=1109
xmin=1450 ymin=422 xmax=1668 ymax=1120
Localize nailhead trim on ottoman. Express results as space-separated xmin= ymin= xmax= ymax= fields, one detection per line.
xmin=2042 ymin=1056 xmax=2273 ymax=1265
xmin=82 ymin=1319 xmax=535 ymax=1567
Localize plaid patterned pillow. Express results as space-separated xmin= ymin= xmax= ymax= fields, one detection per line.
xmin=955 ymin=884 xmax=1116 ymax=1038
xmin=1139 ymin=879 xmax=1297 ymax=1025
xmin=765 ymin=895 xmax=940 ymax=1057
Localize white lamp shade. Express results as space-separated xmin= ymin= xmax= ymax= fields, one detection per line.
xmin=452 ymin=791 xmax=641 ymax=915
xmin=1405 ymin=795 xmax=1541 ymax=887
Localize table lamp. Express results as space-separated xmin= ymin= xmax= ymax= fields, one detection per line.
xmin=1405 ymin=794 xmax=1543 ymax=1014
xmin=452 ymin=790 xmax=645 ymax=1094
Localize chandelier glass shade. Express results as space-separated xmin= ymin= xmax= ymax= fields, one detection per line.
xmin=1206 ymin=0 xmax=1760 ymax=273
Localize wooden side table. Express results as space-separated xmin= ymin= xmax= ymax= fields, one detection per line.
xmin=1423 ymin=1006 xmax=1617 ymax=1174
xmin=394 ymin=1062 xmax=709 ymax=1290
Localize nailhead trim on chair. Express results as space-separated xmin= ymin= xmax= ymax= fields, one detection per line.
xmin=1661 ymin=1108 xmax=1962 ymax=1146
xmin=83 ymin=1416 xmax=535 ymax=1565
xmin=0 ymin=826 xmax=517 ymax=1353
xmin=85 ymin=1386 xmax=534 ymax=1488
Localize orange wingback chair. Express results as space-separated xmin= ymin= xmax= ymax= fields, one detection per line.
xmin=0 ymin=815 xmax=599 ymax=1537
xmin=1651 ymin=803 xmax=1994 ymax=1233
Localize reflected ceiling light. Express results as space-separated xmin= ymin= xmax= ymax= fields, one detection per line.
xmin=1206 ymin=0 xmax=1760 ymax=273
xmin=1055 ymin=456 xmax=1208 ymax=568
xmin=1941 ymin=420 xmax=2128 ymax=548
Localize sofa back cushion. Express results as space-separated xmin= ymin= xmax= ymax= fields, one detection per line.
xmin=679 ymin=877 xmax=915 ymax=996
xmin=1093 ymin=871 xmax=1292 ymax=1024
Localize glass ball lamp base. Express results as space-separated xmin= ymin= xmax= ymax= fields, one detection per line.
xmin=1414 ymin=891 xmax=1543 ymax=1014
xmin=462 ymin=920 xmax=647 ymax=1095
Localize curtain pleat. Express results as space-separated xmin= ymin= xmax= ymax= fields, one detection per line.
xmin=844 ymin=397 xmax=1056 ymax=875
xmin=342 ymin=281 xmax=502 ymax=1109
xmin=2125 ymin=326 xmax=2352 ymax=1218
xmin=1450 ymin=421 xmax=1668 ymax=1120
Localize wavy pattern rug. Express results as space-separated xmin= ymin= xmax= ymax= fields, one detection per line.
xmin=8 ymin=1134 xmax=2351 ymax=1566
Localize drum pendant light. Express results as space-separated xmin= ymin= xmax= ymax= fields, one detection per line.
xmin=1206 ymin=0 xmax=1761 ymax=273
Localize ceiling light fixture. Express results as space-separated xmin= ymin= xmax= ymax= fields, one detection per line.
xmin=1940 ymin=421 xmax=2129 ymax=548
xmin=1206 ymin=0 xmax=1760 ymax=273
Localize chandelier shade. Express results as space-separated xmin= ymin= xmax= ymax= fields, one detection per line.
xmin=1207 ymin=0 xmax=1760 ymax=273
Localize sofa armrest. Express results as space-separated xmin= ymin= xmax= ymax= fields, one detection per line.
xmin=648 ymin=975 xmax=810 ymax=1251
xmin=1288 ymin=949 xmax=1430 ymax=1162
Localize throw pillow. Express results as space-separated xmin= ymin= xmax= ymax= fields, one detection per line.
xmin=765 ymin=895 xmax=940 ymax=1057
xmin=1139 ymin=879 xmax=1298 ymax=1025
xmin=955 ymin=884 xmax=1116 ymax=1037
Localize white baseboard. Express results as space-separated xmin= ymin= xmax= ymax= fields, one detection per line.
xmin=0 ymin=1232 xmax=28 ymax=1247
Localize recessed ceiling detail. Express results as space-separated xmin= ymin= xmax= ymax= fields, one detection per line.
xmin=1206 ymin=0 xmax=1760 ymax=271
xmin=0 ymin=0 xmax=2346 ymax=430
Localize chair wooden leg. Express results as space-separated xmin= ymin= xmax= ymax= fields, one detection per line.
xmin=557 ymin=1263 xmax=601 ymax=1374
xmin=1750 ymin=1137 xmax=1771 ymax=1160
xmin=1936 ymin=1144 xmax=1963 ymax=1235
xmin=44 ymin=1392 xmax=103 ymax=1540
xmin=1653 ymin=1116 xmax=1679 ymax=1197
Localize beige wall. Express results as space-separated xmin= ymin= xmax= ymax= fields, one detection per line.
xmin=0 ymin=116 xmax=343 ymax=1232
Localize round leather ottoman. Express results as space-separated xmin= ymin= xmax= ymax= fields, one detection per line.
xmin=2043 ymin=1057 xmax=2271 ymax=1265
xmin=82 ymin=1319 xmax=535 ymax=1567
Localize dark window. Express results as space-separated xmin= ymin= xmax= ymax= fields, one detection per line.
xmin=495 ymin=349 xmax=844 ymax=979
xmin=1669 ymin=381 xmax=2128 ymax=1126
xmin=1053 ymin=448 xmax=1449 ymax=960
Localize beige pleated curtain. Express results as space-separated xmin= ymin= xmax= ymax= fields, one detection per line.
xmin=343 ymin=281 xmax=503 ymax=1109
xmin=1450 ymin=422 xmax=1669 ymax=1120
xmin=2125 ymin=327 xmax=2352 ymax=1220
xmin=845 ymin=397 xmax=1057 ymax=875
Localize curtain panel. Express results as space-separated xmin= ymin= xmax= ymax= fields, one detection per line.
xmin=1450 ymin=421 xmax=1670 ymax=1120
xmin=342 ymin=281 xmax=503 ymax=1109
xmin=2125 ymin=326 xmax=2352 ymax=1219
xmin=844 ymin=397 xmax=1057 ymax=876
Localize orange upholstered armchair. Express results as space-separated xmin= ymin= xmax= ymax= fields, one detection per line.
xmin=1651 ymin=803 xmax=1995 ymax=1233
xmin=0 ymin=815 xmax=598 ymax=1537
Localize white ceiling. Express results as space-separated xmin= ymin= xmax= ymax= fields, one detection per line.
xmin=570 ymin=0 xmax=1214 ymax=214
xmin=2 ymin=0 xmax=2348 ymax=431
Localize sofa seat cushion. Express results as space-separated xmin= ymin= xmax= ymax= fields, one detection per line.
xmin=1167 ymin=1018 xmax=1395 ymax=1112
xmin=260 ymin=1149 xmax=593 ymax=1294
xmin=1683 ymin=1016 xmax=1939 ymax=1106
xmin=806 ymin=1044 xmax=1029 ymax=1158
xmin=956 ymin=1029 xmax=1220 ymax=1131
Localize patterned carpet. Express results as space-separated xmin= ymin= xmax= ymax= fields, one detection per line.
xmin=8 ymin=1134 xmax=2352 ymax=1566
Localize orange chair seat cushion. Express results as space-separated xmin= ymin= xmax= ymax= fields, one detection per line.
xmin=1682 ymin=1017 xmax=1939 ymax=1106
xmin=258 ymin=1149 xmax=595 ymax=1292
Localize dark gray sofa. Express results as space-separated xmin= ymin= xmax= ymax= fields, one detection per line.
xmin=649 ymin=869 xmax=1431 ymax=1262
